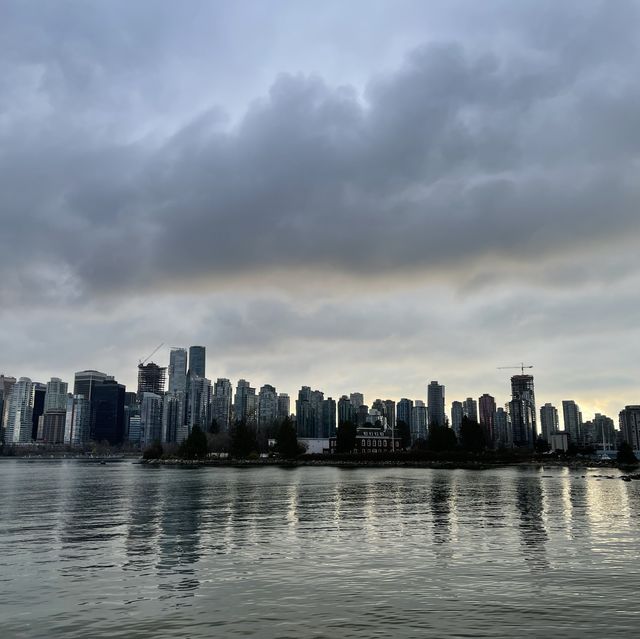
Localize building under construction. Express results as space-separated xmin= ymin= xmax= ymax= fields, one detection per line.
xmin=137 ymin=362 xmax=166 ymax=400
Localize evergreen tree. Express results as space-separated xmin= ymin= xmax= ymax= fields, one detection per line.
xmin=459 ymin=416 xmax=485 ymax=451
xmin=229 ymin=419 xmax=259 ymax=458
xmin=336 ymin=420 xmax=357 ymax=453
xmin=395 ymin=419 xmax=411 ymax=450
xmin=178 ymin=425 xmax=208 ymax=459
xmin=617 ymin=441 xmax=638 ymax=465
xmin=427 ymin=423 xmax=457 ymax=452
xmin=275 ymin=417 xmax=299 ymax=458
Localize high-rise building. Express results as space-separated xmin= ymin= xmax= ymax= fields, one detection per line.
xmin=411 ymin=400 xmax=428 ymax=441
xmin=427 ymin=381 xmax=445 ymax=427
xmin=338 ymin=395 xmax=356 ymax=424
xmin=277 ymin=393 xmax=290 ymax=421
xmin=41 ymin=410 xmax=67 ymax=444
xmin=188 ymin=345 xmax=206 ymax=379
xmin=619 ymin=406 xmax=640 ymax=450
xmin=494 ymin=407 xmax=511 ymax=448
xmin=258 ymin=384 xmax=278 ymax=430
xmin=140 ymin=392 xmax=163 ymax=447
xmin=161 ymin=393 xmax=184 ymax=444
xmin=397 ymin=398 xmax=414 ymax=430
xmin=592 ymin=413 xmax=615 ymax=449
xmin=384 ymin=400 xmax=396 ymax=430
xmin=137 ymin=362 xmax=166 ymax=400
xmin=91 ymin=379 xmax=126 ymax=444
xmin=31 ymin=382 xmax=46 ymax=441
xmin=350 ymin=393 xmax=364 ymax=410
xmin=64 ymin=395 xmax=90 ymax=447
xmin=450 ymin=401 xmax=463 ymax=437
xmin=168 ymin=348 xmax=188 ymax=394
xmin=478 ymin=394 xmax=496 ymax=444
xmin=44 ymin=378 xmax=68 ymax=412
xmin=0 ymin=374 xmax=17 ymax=433
xmin=211 ymin=378 xmax=233 ymax=432
xmin=562 ymin=400 xmax=582 ymax=445
xmin=509 ymin=375 xmax=536 ymax=447
xmin=4 ymin=377 xmax=34 ymax=444
xmin=321 ymin=397 xmax=337 ymax=438
xmin=73 ymin=370 xmax=108 ymax=402
xmin=187 ymin=376 xmax=212 ymax=432
xmin=234 ymin=379 xmax=257 ymax=425
xmin=462 ymin=397 xmax=478 ymax=422
xmin=539 ymin=403 xmax=559 ymax=442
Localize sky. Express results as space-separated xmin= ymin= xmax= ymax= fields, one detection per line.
xmin=1 ymin=0 xmax=640 ymax=425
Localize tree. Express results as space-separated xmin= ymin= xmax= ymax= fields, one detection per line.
xmin=275 ymin=417 xmax=299 ymax=458
xmin=229 ymin=419 xmax=259 ymax=458
xmin=336 ymin=420 xmax=357 ymax=453
xmin=395 ymin=420 xmax=411 ymax=450
xmin=534 ymin=438 xmax=550 ymax=454
xmin=459 ymin=417 xmax=485 ymax=452
xmin=427 ymin=423 xmax=457 ymax=452
xmin=209 ymin=418 xmax=220 ymax=434
xmin=178 ymin=425 xmax=208 ymax=459
xmin=142 ymin=441 xmax=163 ymax=460
xmin=617 ymin=441 xmax=638 ymax=465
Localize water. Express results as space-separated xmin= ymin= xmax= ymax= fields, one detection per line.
xmin=1 ymin=461 xmax=639 ymax=638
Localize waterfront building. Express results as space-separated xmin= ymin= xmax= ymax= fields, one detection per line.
xmin=161 ymin=393 xmax=183 ymax=443
xmin=619 ymin=406 xmax=640 ymax=450
xmin=73 ymin=370 xmax=108 ymax=402
xmin=0 ymin=374 xmax=17 ymax=432
xmin=4 ymin=377 xmax=34 ymax=444
xmin=258 ymin=384 xmax=278 ymax=430
xmin=128 ymin=415 xmax=142 ymax=447
xmin=31 ymin=382 xmax=46 ymax=441
xmin=494 ymin=406 xmax=512 ymax=448
xmin=550 ymin=432 xmax=569 ymax=452
xmin=338 ymin=395 xmax=356 ymax=425
xmin=124 ymin=401 xmax=140 ymax=443
xmin=427 ymin=381 xmax=445 ymax=427
xmin=44 ymin=378 xmax=68 ymax=412
xmin=188 ymin=345 xmax=206 ymax=379
xmin=397 ymin=398 xmax=414 ymax=431
xmin=509 ymin=375 xmax=536 ymax=447
xmin=211 ymin=378 xmax=233 ymax=432
xmin=234 ymin=379 xmax=257 ymax=425
xmin=64 ymin=395 xmax=90 ymax=447
xmin=137 ymin=362 xmax=166 ymax=400
xmin=277 ymin=393 xmax=290 ymax=421
xmin=562 ymin=400 xmax=583 ymax=445
xmin=350 ymin=393 xmax=364 ymax=409
xmin=167 ymin=348 xmax=188 ymax=394
xmin=411 ymin=400 xmax=428 ymax=442
xmin=384 ymin=400 xmax=396 ymax=431
xmin=91 ymin=378 xmax=126 ymax=444
xmin=41 ymin=409 xmax=67 ymax=444
xmin=140 ymin=392 xmax=163 ymax=447
xmin=540 ymin=403 xmax=559 ymax=442
xmin=478 ymin=394 xmax=496 ymax=444
xmin=450 ymin=401 xmax=463 ymax=437
xmin=462 ymin=397 xmax=478 ymax=423
xmin=329 ymin=424 xmax=402 ymax=455
xmin=187 ymin=376 xmax=212 ymax=432
xmin=322 ymin=397 xmax=337 ymax=438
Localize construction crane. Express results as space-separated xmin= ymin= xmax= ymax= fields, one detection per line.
xmin=497 ymin=363 xmax=534 ymax=375
xmin=139 ymin=342 xmax=164 ymax=366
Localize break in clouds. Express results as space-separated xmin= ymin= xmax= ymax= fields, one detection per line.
xmin=1 ymin=0 xmax=640 ymax=415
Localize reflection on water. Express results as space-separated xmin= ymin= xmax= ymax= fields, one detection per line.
xmin=1 ymin=461 xmax=640 ymax=638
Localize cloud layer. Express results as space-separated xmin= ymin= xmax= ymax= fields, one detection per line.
xmin=1 ymin=1 xmax=639 ymax=422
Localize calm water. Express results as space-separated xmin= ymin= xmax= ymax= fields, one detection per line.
xmin=1 ymin=461 xmax=639 ymax=638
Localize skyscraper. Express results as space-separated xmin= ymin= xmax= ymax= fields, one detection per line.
xmin=161 ymin=393 xmax=184 ymax=444
xmin=450 ymin=401 xmax=463 ymax=437
xmin=562 ymin=400 xmax=582 ymax=445
xmin=478 ymin=394 xmax=496 ymax=445
xmin=187 ymin=376 xmax=212 ymax=432
xmin=277 ymin=393 xmax=290 ymax=421
xmin=462 ymin=397 xmax=478 ymax=422
xmin=140 ymin=392 xmax=163 ymax=447
xmin=619 ymin=406 xmax=640 ymax=450
xmin=0 ymin=374 xmax=17 ymax=433
xmin=509 ymin=375 xmax=536 ymax=447
xmin=397 ymin=398 xmax=414 ymax=430
xmin=188 ymin=345 xmax=206 ymax=379
xmin=321 ymin=397 xmax=337 ymax=438
xmin=64 ymin=395 xmax=90 ymax=447
xmin=258 ymin=384 xmax=278 ymax=430
xmin=91 ymin=378 xmax=126 ymax=444
xmin=234 ymin=379 xmax=257 ymax=425
xmin=494 ymin=407 xmax=511 ymax=448
xmin=427 ymin=381 xmax=445 ymax=427
xmin=137 ymin=362 xmax=166 ymax=400
xmin=211 ymin=378 xmax=233 ymax=432
xmin=4 ymin=377 xmax=34 ymax=444
xmin=44 ymin=378 xmax=68 ymax=412
xmin=338 ymin=395 xmax=356 ymax=424
xmin=73 ymin=370 xmax=108 ymax=402
xmin=384 ymin=400 xmax=396 ymax=430
xmin=539 ymin=403 xmax=559 ymax=442
xmin=350 ymin=393 xmax=364 ymax=409
xmin=31 ymin=382 xmax=46 ymax=441
xmin=41 ymin=410 xmax=67 ymax=444
xmin=168 ymin=348 xmax=188 ymax=394
xmin=411 ymin=400 xmax=428 ymax=441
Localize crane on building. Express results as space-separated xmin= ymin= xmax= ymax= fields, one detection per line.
xmin=497 ymin=363 xmax=534 ymax=375
xmin=139 ymin=342 xmax=164 ymax=366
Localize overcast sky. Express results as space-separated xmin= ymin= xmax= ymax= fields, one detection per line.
xmin=2 ymin=0 xmax=639 ymax=424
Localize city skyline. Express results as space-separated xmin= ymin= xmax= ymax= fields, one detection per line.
xmin=2 ymin=1 xmax=640 ymax=427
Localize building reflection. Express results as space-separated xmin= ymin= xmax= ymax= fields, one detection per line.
xmin=515 ymin=474 xmax=549 ymax=571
